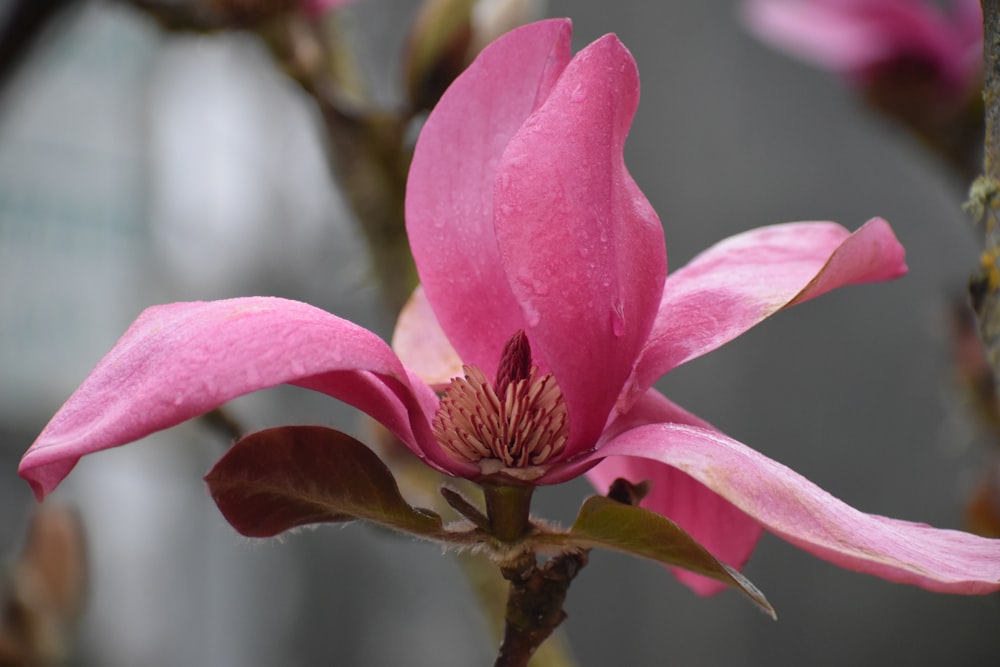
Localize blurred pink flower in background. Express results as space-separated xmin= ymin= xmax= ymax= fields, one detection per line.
xmin=19 ymin=19 xmax=1000 ymax=602
xmin=744 ymin=0 xmax=982 ymax=99
xmin=301 ymin=0 xmax=354 ymax=16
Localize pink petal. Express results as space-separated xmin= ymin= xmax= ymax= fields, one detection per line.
xmin=406 ymin=19 xmax=573 ymax=376
xmin=392 ymin=286 xmax=463 ymax=390
xmin=20 ymin=297 xmax=472 ymax=500
xmin=628 ymin=219 xmax=905 ymax=406
xmin=494 ymin=33 xmax=666 ymax=455
xmin=586 ymin=390 xmax=762 ymax=595
xmin=593 ymin=423 xmax=1000 ymax=593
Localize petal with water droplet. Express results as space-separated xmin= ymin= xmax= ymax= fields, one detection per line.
xmin=494 ymin=33 xmax=666 ymax=456
xmin=406 ymin=19 xmax=573 ymax=377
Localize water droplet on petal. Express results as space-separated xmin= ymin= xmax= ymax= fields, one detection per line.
xmin=610 ymin=299 xmax=626 ymax=337
xmin=524 ymin=302 xmax=541 ymax=327
xmin=504 ymin=154 xmax=526 ymax=170
xmin=570 ymin=82 xmax=586 ymax=103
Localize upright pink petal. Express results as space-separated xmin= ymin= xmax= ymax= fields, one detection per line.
xmin=594 ymin=423 xmax=1000 ymax=593
xmin=20 ymin=298 xmax=469 ymax=500
xmin=406 ymin=19 xmax=572 ymax=376
xmin=587 ymin=390 xmax=762 ymax=595
xmin=628 ymin=219 xmax=905 ymax=406
xmin=494 ymin=34 xmax=666 ymax=456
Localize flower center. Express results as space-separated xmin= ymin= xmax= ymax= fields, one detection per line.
xmin=432 ymin=331 xmax=568 ymax=478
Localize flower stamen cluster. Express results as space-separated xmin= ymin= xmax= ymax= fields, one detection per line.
xmin=433 ymin=332 xmax=568 ymax=478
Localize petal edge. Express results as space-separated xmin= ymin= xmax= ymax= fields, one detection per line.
xmin=629 ymin=218 xmax=906 ymax=404
xmin=595 ymin=422 xmax=1000 ymax=594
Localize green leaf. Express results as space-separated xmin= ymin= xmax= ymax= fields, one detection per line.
xmin=534 ymin=496 xmax=775 ymax=618
xmin=205 ymin=425 xmax=447 ymax=540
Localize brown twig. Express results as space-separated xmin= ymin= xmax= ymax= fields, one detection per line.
xmin=0 ymin=0 xmax=78 ymax=99
xmin=258 ymin=13 xmax=418 ymax=313
xmin=970 ymin=2 xmax=1000 ymax=379
xmin=494 ymin=550 xmax=588 ymax=667
xmin=199 ymin=407 xmax=245 ymax=443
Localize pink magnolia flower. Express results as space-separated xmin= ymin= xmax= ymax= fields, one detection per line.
xmin=300 ymin=0 xmax=353 ymax=17
xmin=744 ymin=0 xmax=982 ymax=97
xmin=20 ymin=19 xmax=1000 ymax=597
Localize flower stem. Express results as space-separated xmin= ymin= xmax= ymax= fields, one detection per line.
xmin=483 ymin=482 xmax=534 ymax=544
xmin=493 ymin=550 xmax=588 ymax=667
xmin=481 ymin=482 xmax=585 ymax=667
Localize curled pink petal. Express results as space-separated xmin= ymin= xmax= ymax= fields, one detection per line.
xmin=495 ymin=33 xmax=666 ymax=455
xmin=629 ymin=218 xmax=905 ymax=405
xmin=593 ymin=423 xmax=1000 ymax=593
xmin=20 ymin=297 xmax=469 ymax=500
xmin=406 ymin=18 xmax=572 ymax=376
xmin=587 ymin=390 xmax=762 ymax=595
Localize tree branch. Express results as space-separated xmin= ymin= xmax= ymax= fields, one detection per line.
xmin=493 ymin=550 xmax=588 ymax=667
xmin=970 ymin=1 xmax=1000 ymax=378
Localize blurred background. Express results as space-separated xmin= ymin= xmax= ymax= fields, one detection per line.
xmin=1 ymin=0 xmax=998 ymax=665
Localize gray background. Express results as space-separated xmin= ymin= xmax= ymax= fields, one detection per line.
xmin=1 ymin=1 xmax=998 ymax=665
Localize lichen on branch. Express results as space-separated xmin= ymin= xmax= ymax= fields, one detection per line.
xmin=969 ymin=1 xmax=1000 ymax=375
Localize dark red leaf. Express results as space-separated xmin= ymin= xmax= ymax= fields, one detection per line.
xmin=205 ymin=425 xmax=445 ymax=539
